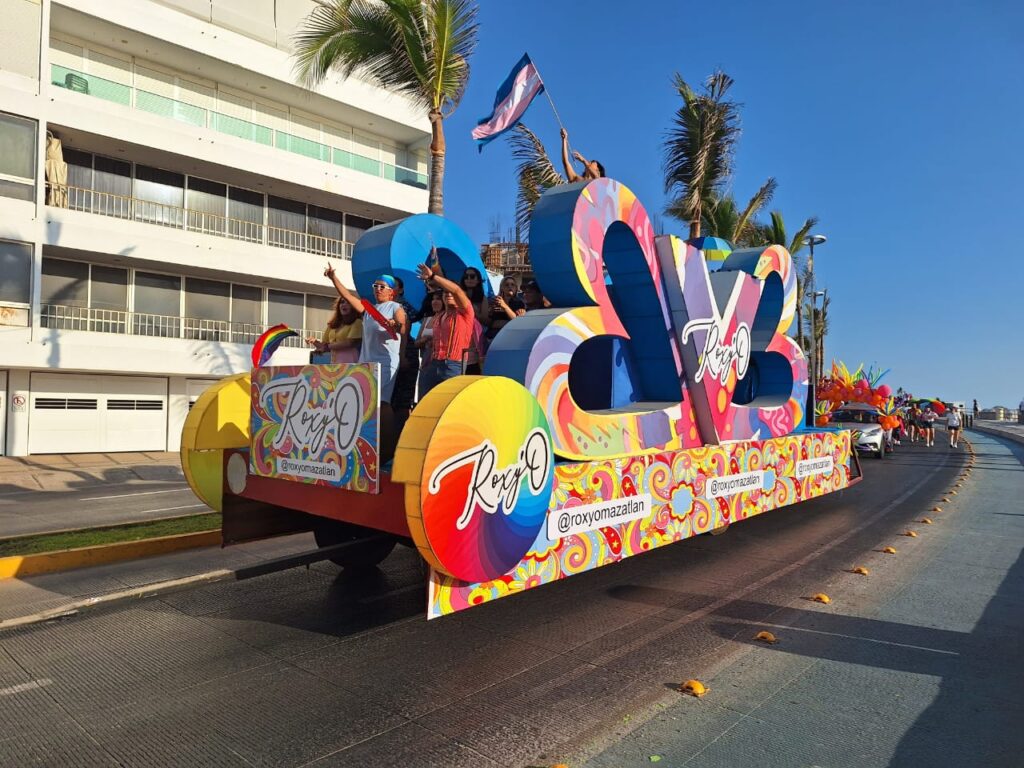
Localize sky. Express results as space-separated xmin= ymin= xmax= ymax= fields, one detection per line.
xmin=433 ymin=0 xmax=1024 ymax=409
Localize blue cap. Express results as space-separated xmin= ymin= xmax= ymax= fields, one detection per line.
xmin=376 ymin=274 xmax=396 ymax=288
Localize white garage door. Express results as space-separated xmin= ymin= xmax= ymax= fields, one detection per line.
xmin=29 ymin=373 xmax=168 ymax=454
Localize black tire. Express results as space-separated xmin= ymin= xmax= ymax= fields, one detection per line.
xmin=876 ymin=441 xmax=885 ymax=459
xmin=313 ymin=519 xmax=396 ymax=569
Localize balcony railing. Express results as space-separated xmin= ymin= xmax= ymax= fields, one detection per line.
xmin=41 ymin=303 xmax=315 ymax=347
xmin=48 ymin=183 xmax=354 ymax=260
xmin=51 ymin=64 xmax=428 ymax=190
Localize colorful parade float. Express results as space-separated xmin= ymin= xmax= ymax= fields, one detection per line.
xmin=181 ymin=178 xmax=859 ymax=619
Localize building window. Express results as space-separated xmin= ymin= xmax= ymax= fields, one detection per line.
xmin=0 ymin=240 xmax=33 ymax=305
xmin=0 ymin=112 xmax=37 ymax=202
xmin=267 ymin=289 xmax=303 ymax=329
xmin=134 ymin=271 xmax=181 ymax=337
xmin=134 ymin=164 xmax=185 ymax=226
xmin=186 ymin=177 xmax=227 ymax=235
xmin=306 ymin=294 xmax=335 ymax=334
xmin=231 ymin=283 xmax=262 ymax=343
xmin=41 ymin=257 xmax=88 ymax=307
xmin=228 ymin=186 xmax=264 ymax=243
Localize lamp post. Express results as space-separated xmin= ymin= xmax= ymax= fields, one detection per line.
xmin=803 ymin=234 xmax=827 ymax=427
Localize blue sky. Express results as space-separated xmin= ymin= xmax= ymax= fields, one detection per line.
xmin=438 ymin=0 xmax=1024 ymax=408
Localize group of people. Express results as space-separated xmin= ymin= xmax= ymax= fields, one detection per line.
xmin=307 ymin=260 xmax=549 ymax=424
xmin=901 ymin=404 xmax=963 ymax=448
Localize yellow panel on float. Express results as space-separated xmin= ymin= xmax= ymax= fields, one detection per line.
xmin=180 ymin=373 xmax=252 ymax=513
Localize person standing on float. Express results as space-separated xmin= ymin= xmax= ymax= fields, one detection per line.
xmin=323 ymin=263 xmax=406 ymax=404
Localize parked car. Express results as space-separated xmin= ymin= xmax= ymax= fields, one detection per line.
xmin=831 ymin=403 xmax=887 ymax=459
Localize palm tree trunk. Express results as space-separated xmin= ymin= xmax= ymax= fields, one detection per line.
xmin=689 ymin=218 xmax=701 ymax=239
xmin=428 ymin=111 xmax=445 ymax=216
xmin=795 ymin=273 xmax=805 ymax=353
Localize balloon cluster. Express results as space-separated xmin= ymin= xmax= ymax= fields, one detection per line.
xmin=815 ymin=362 xmax=894 ymax=426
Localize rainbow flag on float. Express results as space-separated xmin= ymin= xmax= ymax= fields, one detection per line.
xmin=472 ymin=53 xmax=545 ymax=152
xmin=251 ymin=324 xmax=298 ymax=368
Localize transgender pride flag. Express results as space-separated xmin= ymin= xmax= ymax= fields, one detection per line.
xmin=472 ymin=53 xmax=545 ymax=152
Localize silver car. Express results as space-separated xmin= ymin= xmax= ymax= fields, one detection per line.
xmin=831 ymin=404 xmax=887 ymax=459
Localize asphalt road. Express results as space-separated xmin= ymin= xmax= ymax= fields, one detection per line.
xmin=0 ymin=480 xmax=204 ymax=538
xmin=2 ymin=437 xmax=1012 ymax=768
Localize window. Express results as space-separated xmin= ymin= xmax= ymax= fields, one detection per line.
xmin=90 ymin=266 xmax=128 ymax=311
xmin=0 ymin=112 xmax=37 ymax=202
xmin=308 ymin=205 xmax=342 ymax=257
xmin=40 ymin=258 xmax=88 ymax=307
xmin=228 ymin=186 xmax=263 ymax=242
xmin=0 ymin=240 xmax=33 ymax=305
xmin=268 ymin=195 xmax=306 ymax=250
xmin=344 ymin=214 xmax=373 ymax=247
xmin=185 ymin=277 xmax=230 ymax=340
xmin=231 ymin=283 xmax=262 ymax=343
xmin=93 ymin=155 xmax=130 ymax=216
xmin=134 ymin=271 xmax=181 ymax=337
xmin=306 ymin=294 xmax=334 ymax=334
xmin=63 ymin=148 xmax=93 ymax=208
xmin=185 ymin=278 xmax=230 ymax=321
xmin=186 ymin=177 xmax=226 ymax=234
xmin=267 ymin=289 xmax=303 ymax=329
xmin=134 ymin=164 xmax=184 ymax=226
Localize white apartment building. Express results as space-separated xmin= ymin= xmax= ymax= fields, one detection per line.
xmin=0 ymin=0 xmax=431 ymax=456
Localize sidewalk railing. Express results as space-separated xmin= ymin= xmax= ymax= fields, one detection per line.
xmin=49 ymin=183 xmax=353 ymax=260
xmin=51 ymin=64 xmax=427 ymax=190
xmin=40 ymin=303 xmax=314 ymax=347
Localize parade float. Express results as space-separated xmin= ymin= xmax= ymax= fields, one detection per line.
xmin=181 ymin=178 xmax=859 ymax=619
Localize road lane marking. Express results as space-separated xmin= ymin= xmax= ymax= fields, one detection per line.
xmin=137 ymin=504 xmax=209 ymax=514
xmin=81 ymin=488 xmax=189 ymax=501
xmin=0 ymin=679 xmax=53 ymax=696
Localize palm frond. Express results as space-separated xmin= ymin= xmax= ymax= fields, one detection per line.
xmin=732 ymin=177 xmax=776 ymax=243
xmin=509 ymin=124 xmax=565 ymax=238
xmin=702 ymin=195 xmax=739 ymax=240
xmin=787 ymin=216 xmax=819 ymax=257
xmin=662 ymin=70 xmax=740 ymax=227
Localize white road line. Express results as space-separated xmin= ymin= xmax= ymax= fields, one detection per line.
xmin=0 ymin=679 xmax=53 ymax=697
xmin=137 ymin=503 xmax=209 ymax=514
xmin=81 ymin=487 xmax=189 ymax=501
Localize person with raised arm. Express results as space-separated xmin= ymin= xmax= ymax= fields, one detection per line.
xmin=560 ymin=127 xmax=605 ymax=183
xmin=415 ymin=262 xmax=476 ymax=396
xmin=323 ymin=263 xmax=406 ymax=404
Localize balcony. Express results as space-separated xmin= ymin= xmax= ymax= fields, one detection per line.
xmin=41 ymin=303 xmax=315 ymax=347
xmin=51 ymin=65 xmax=428 ymax=190
xmin=47 ymin=183 xmax=354 ymax=260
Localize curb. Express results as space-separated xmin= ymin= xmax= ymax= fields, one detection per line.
xmin=969 ymin=425 xmax=1024 ymax=447
xmin=0 ymin=569 xmax=233 ymax=632
xmin=0 ymin=530 xmax=221 ymax=581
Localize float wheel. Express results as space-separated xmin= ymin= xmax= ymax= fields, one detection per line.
xmin=313 ymin=519 xmax=396 ymax=569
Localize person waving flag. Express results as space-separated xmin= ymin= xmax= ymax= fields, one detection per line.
xmin=472 ymin=53 xmax=545 ymax=151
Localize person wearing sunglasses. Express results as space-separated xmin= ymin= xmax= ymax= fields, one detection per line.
xmin=416 ymin=262 xmax=476 ymax=396
xmin=458 ymin=267 xmax=490 ymax=325
xmin=323 ymin=263 xmax=407 ymax=405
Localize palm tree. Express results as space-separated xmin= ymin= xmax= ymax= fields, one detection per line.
xmin=292 ymin=0 xmax=479 ymax=215
xmin=702 ymin=178 xmax=777 ymax=245
xmin=757 ymin=210 xmax=818 ymax=352
xmin=508 ymin=124 xmax=566 ymax=238
xmin=803 ymin=290 xmax=830 ymax=381
xmin=663 ymin=71 xmax=741 ymax=239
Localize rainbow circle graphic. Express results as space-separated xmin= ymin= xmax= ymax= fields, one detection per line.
xmin=412 ymin=376 xmax=553 ymax=583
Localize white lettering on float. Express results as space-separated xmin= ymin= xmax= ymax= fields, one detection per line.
xmin=260 ymin=376 xmax=363 ymax=457
xmin=428 ymin=428 xmax=551 ymax=530
xmin=681 ymin=319 xmax=752 ymax=384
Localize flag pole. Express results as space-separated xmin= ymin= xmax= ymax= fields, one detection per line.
xmin=542 ymin=88 xmax=575 ymax=160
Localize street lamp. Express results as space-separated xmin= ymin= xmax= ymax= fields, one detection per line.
xmin=802 ymin=234 xmax=827 ymax=427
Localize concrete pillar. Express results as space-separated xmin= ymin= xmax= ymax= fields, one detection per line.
xmin=7 ymin=369 xmax=31 ymax=457
xmin=166 ymin=375 xmax=188 ymax=452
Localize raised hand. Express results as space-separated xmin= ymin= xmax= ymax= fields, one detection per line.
xmin=323 ymin=262 xmax=335 ymax=279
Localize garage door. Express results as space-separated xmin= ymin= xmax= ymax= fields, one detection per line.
xmin=29 ymin=373 xmax=168 ymax=454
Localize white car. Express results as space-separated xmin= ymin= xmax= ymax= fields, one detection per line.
xmin=831 ymin=404 xmax=887 ymax=459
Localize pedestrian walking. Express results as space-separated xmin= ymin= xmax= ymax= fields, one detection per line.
xmin=946 ymin=405 xmax=963 ymax=448
xmin=921 ymin=405 xmax=938 ymax=447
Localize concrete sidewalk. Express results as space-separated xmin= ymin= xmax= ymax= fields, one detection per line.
xmin=970 ymin=421 xmax=1024 ymax=446
xmin=0 ymin=451 xmax=183 ymax=495
xmin=581 ymin=430 xmax=1024 ymax=767
xmin=0 ymin=531 xmax=317 ymax=627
